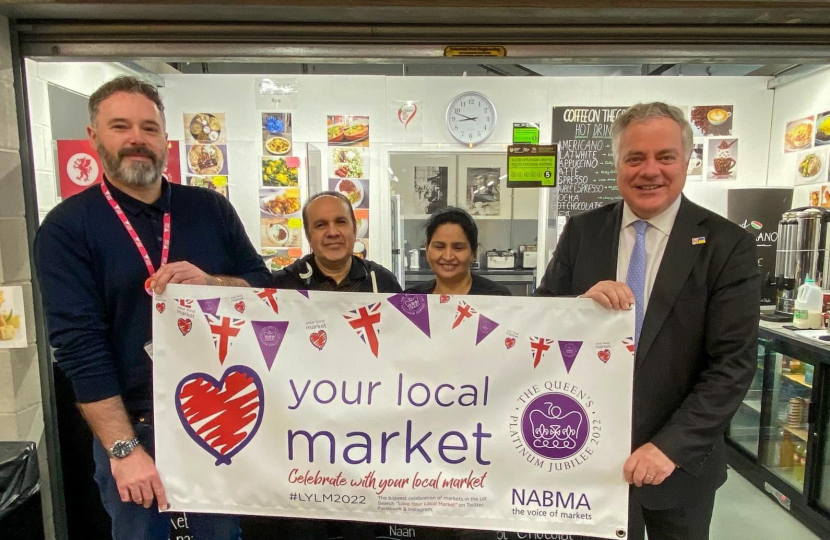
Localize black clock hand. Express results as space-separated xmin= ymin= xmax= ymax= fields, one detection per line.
xmin=459 ymin=117 xmax=479 ymax=122
xmin=456 ymin=112 xmax=474 ymax=120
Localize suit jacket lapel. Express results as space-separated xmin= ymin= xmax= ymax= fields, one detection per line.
xmin=635 ymin=196 xmax=708 ymax=367
xmin=595 ymin=202 xmax=623 ymax=283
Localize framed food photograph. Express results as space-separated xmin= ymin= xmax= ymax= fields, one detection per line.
xmin=690 ymin=105 xmax=733 ymax=137
xmin=785 ymin=116 xmax=815 ymax=154
xmin=183 ymin=175 xmax=229 ymax=198
xmin=259 ymin=187 xmax=301 ymax=218
xmin=261 ymin=248 xmax=303 ymax=271
xmin=353 ymin=208 xmax=370 ymax=239
xmin=815 ymin=110 xmax=830 ymax=147
xmin=794 ymin=147 xmax=828 ymax=186
xmin=327 ymin=115 xmax=370 ymax=147
xmin=184 ymin=113 xmax=226 ymax=144
xmin=262 ymin=113 xmax=293 ymax=156
xmin=186 ymin=144 xmax=228 ymax=175
xmin=261 ymin=157 xmax=300 ymax=187
xmin=260 ymin=218 xmax=302 ymax=248
xmin=707 ymin=139 xmax=738 ymax=181
xmin=329 ymin=178 xmax=369 ymax=209
xmin=0 ymin=286 xmax=26 ymax=349
xmin=821 ymin=184 xmax=830 ymax=208
xmin=330 ymin=147 xmax=369 ymax=180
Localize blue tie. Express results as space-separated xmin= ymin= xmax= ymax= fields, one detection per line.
xmin=626 ymin=220 xmax=649 ymax=346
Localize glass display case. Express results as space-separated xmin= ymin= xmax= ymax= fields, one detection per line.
xmin=726 ymin=322 xmax=830 ymax=538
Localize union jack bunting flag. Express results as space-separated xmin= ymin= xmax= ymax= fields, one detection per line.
xmin=205 ymin=314 xmax=246 ymax=364
xmin=344 ymin=302 xmax=382 ymax=358
xmin=452 ymin=301 xmax=477 ymax=330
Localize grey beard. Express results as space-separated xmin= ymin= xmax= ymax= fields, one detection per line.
xmin=98 ymin=143 xmax=167 ymax=187
xmin=117 ymin=157 xmax=167 ymax=187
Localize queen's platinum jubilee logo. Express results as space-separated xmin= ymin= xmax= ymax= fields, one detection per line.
xmin=510 ymin=382 xmax=601 ymax=472
xmin=523 ymin=394 xmax=587 ymax=460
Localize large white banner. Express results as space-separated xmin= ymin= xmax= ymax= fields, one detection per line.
xmin=154 ymin=285 xmax=634 ymax=538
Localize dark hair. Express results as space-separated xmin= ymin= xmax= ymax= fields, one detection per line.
xmin=302 ymin=191 xmax=357 ymax=235
xmin=88 ymin=76 xmax=166 ymax=126
xmin=424 ymin=206 xmax=479 ymax=256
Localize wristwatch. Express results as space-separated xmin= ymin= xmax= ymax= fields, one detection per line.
xmin=107 ymin=438 xmax=140 ymax=459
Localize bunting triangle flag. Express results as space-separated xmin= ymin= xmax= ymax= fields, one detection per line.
xmin=529 ymin=336 xmax=554 ymax=368
xmin=452 ymin=301 xmax=477 ymax=330
xmin=298 ymin=290 xmax=310 ymax=299
xmin=250 ymin=321 xmax=289 ymax=371
xmin=344 ymin=302 xmax=382 ymax=358
xmin=558 ymin=340 xmax=584 ymax=373
xmin=204 ymin=314 xmax=246 ymax=364
xmin=475 ymin=314 xmax=499 ymax=345
xmin=255 ymin=289 xmax=280 ymax=313
xmin=387 ymin=293 xmax=431 ymax=338
xmin=197 ymin=298 xmax=221 ymax=317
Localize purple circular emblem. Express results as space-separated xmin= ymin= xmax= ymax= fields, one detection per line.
xmin=521 ymin=392 xmax=588 ymax=460
xmin=258 ymin=326 xmax=281 ymax=347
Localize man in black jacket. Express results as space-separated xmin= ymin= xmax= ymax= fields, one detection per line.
xmin=536 ymin=103 xmax=759 ymax=540
xmin=270 ymin=191 xmax=400 ymax=540
xmin=272 ymin=191 xmax=401 ymax=294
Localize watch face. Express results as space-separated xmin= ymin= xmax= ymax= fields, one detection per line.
xmin=446 ymin=92 xmax=496 ymax=145
xmin=112 ymin=439 xmax=137 ymax=458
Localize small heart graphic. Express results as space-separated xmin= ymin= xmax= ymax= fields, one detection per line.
xmin=505 ymin=337 xmax=516 ymax=349
xmin=440 ymin=295 xmax=450 ymax=304
xmin=598 ymin=349 xmax=611 ymax=363
xmin=156 ymin=302 xmax=166 ymax=314
xmin=175 ymin=366 xmax=264 ymax=466
xmin=310 ymin=330 xmax=328 ymax=351
xmin=234 ymin=301 xmax=246 ymax=314
xmin=177 ymin=318 xmax=192 ymax=336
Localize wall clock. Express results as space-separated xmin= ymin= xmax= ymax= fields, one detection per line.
xmin=446 ymin=92 xmax=497 ymax=145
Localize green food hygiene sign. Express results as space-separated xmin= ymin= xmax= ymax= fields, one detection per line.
xmin=507 ymin=144 xmax=557 ymax=188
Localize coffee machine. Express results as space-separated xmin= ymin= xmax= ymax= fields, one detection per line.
xmin=767 ymin=206 xmax=830 ymax=320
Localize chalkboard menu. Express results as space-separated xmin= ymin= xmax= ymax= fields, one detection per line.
xmin=550 ymin=107 xmax=626 ymax=226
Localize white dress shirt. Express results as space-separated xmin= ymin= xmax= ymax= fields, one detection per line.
xmin=616 ymin=196 xmax=682 ymax=313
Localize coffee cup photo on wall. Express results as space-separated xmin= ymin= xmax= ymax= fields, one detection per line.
xmin=708 ymin=138 xmax=738 ymax=180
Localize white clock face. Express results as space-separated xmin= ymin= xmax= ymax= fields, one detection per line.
xmin=446 ymin=92 xmax=497 ymax=145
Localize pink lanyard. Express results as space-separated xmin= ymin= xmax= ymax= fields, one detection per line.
xmin=101 ymin=183 xmax=171 ymax=295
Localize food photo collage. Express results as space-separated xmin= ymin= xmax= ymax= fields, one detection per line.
xmin=178 ymin=111 xmax=372 ymax=271
xmin=327 ymin=115 xmax=371 ymax=261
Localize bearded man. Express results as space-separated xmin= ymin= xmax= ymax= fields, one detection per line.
xmin=34 ymin=76 xmax=270 ymax=540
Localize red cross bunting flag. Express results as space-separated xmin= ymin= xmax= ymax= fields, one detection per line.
xmin=152 ymin=286 xmax=634 ymax=539
xmin=344 ymin=302 xmax=383 ymax=358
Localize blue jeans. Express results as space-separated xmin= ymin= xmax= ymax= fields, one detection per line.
xmin=92 ymin=414 xmax=241 ymax=540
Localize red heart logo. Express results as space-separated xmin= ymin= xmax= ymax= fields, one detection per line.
xmin=310 ymin=330 xmax=327 ymax=351
xmin=176 ymin=366 xmax=264 ymax=465
xmin=156 ymin=302 xmax=166 ymax=314
xmin=177 ymin=318 xmax=192 ymax=336
xmin=598 ymin=349 xmax=611 ymax=363
xmin=505 ymin=337 xmax=516 ymax=349
xmin=440 ymin=295 xmax=450 ymax=304
xmin=234 ymin=301 xmax=246 ymax=314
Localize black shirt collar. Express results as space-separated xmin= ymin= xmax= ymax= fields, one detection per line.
xmin=308 ymin=255 xmax=367 ymax=285
xmin=103 ymin=175 xmax=171 ymax=216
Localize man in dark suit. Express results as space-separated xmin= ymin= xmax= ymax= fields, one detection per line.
xmin=537 ymin=102 xmax=759 ymax=540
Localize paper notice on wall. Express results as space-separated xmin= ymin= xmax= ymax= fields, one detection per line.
xmin=256 ymin=78 xmax=298 ymax=110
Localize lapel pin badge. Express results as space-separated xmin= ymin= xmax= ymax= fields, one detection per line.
xmin=692 ymin=236 xmax=706 ymax=245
